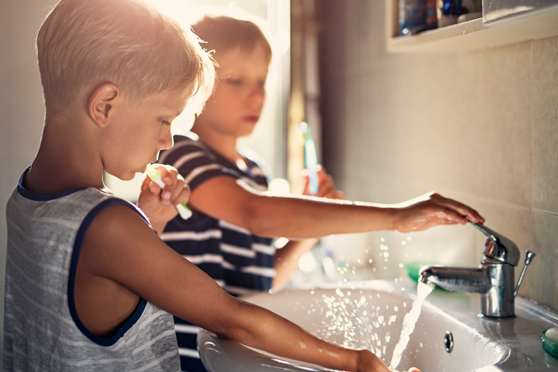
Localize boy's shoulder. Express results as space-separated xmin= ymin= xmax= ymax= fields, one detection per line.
xmin=9 ymin=168 xmax=148 ymax=233
xmin=237 ymin=146 xmax=273 ymax=181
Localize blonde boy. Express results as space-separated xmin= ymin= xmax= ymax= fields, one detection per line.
xmin=3 ymin=0 xmax=432 ymax=371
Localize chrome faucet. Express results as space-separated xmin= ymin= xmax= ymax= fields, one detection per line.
xmin=419 ymin=223 xmax=536 ymax=318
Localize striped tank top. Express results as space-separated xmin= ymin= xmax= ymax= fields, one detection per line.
xmin=158 ymin=134 xmax=276 ymax=371
xmin=3 ymin=169 xmax=180 ymax=372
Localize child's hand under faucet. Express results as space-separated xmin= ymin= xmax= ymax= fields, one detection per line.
xmin=355 ymin=349 xmax=421 ymax=372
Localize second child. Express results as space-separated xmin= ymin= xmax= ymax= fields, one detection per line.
xmin=156 ymin=12 xmax=485 ymax=372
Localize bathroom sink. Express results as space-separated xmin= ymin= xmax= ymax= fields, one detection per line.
xmin=198 ymin=280 xmax=558 ymax=372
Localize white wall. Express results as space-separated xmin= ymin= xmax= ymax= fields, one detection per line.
xmin=1 ymin=0 xmax=57 ymax=351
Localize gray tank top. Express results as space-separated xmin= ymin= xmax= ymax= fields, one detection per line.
xmin=3 ymin=170 xmax=180 ymax=371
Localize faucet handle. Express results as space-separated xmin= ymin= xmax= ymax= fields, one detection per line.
xmin=471 ymin=223 xmax=520 ymax=266
xmin=514 ymin=251 xmax=536 ymax=297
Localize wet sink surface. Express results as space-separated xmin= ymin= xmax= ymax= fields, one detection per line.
xmin=198 ymin=280 xmax=558 ymax=372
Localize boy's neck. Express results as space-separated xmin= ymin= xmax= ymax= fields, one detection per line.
xmin=191 ymin=122 xmax=241 ymax=164
xmin=25 ymin=116 xmax=105 ymax=194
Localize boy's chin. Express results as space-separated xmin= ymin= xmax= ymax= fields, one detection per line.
xmin=105 ymin=169 xmax=141 ymax=182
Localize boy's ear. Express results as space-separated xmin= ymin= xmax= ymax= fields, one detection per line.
xmin=88 ymin=83 xmax=120 ymax=128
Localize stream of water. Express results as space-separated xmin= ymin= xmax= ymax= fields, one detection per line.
xmin=389 ymin=282 xmax=434 ymax=369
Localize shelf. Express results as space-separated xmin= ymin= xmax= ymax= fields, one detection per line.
xmin=386 ymin=2 xmax=558 ymax=53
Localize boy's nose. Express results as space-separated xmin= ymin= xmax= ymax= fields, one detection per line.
xmin=248 ymin=86 xmax=265 ymax=106
xmin=159 ymin=126 xmax=174 ymax=150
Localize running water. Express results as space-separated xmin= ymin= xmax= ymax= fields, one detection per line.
xmin=389 ymin=282 xmax=434 ymax=369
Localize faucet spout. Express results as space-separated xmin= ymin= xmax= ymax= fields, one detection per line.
xmin=419 ymin=266 xmax=492 ymax=294
xmin=417 ymin=224 xmax=535 ymax=318
xmin=419 ymin=257 xmax=516 ymax=318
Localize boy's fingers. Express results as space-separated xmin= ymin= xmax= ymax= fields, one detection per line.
xmin=174 ymin=183 xmax=191 ymax=207
xmin=315 ymin=164 xmax=327 ymax=181
xmin=142 ymin=173 xmax=162 ymax=195
xmin=150 ymin=165 xmax=184 ymax=205
xmin=431 ymin=194 xmax=484 ymax=224
xmin=169 ymin=175 xmax=187 ymax=204
xmin=317 ymin=179 xmax=335 ymax=198
xmin=317 ymin=175 xmax=344 ymax=200
xmin=156 ymin=165 xmax=174 ymax=186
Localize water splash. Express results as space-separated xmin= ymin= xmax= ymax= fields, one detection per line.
xmin=389 ymin=282 xmax=434 ymax=369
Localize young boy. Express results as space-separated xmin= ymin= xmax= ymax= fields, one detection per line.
xmin=3 ymin=0 xmax=431 ymax=371
xmin=156 ymin=13 xmax=484 ymax=372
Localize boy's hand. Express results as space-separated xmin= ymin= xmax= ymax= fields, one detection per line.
xmin=392 ymin=192 xmax=484 ymax=233
xmin=302 ymin=165 xmax=344 ymax=200
xmin=354 ymin=350 xmax=421 ymax=372
xmin=138 ymin=164 xmax=190 ymax=232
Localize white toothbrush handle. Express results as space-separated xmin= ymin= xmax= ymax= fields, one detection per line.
xmin=176 ymin=203 xmax=193 ymax=219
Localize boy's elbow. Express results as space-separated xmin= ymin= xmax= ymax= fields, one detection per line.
xmin=213 ymin=324 xmax=247 ymax=343
xmin=210 ymin=300 xmax=257 ymax=342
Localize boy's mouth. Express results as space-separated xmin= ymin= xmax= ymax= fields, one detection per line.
xmin=244 ymin=115 xmax=260 ymax=124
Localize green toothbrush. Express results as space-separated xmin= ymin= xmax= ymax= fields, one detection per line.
xmin=297 ymin=122 xmax=318 ymax=196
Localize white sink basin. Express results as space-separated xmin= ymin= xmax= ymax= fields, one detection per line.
xmin=198 ymin=280 xmax=558 ymax=372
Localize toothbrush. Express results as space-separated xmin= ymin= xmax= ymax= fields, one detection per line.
xmin=297 ymin=122 xmax=318 ymax=196
xmin=145 ymin=164 xmax=192 ymax=220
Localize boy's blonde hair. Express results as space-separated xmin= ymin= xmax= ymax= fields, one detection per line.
xmin=191 ymin=12 xmax=272 ymax=62
xmin=37 ymin=0 xmax=214 ymax=114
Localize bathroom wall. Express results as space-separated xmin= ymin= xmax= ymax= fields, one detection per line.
xmin=317 ymin=1 xmax=558 ymax=312
xmin=0 ymin=0 xmax=58 ymax=353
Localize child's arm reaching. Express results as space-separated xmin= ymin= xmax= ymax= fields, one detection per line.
xmin=187 ymin=175 xmax=483 ymax=240
xmin=77 ymin=204 xmax=419 ymax=372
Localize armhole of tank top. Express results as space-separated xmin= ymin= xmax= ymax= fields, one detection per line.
xmin=68 ymin=197 xmax=149 ymax=346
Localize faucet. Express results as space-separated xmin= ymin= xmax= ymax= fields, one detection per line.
xmin=419 ymin=223 xmax=536 ymax=318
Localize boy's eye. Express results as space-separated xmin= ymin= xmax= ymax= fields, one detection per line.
xmin=226 ymin=79 xmax=242 ymax=85
xmin=161 ymin=119 xmax=171 ymax=126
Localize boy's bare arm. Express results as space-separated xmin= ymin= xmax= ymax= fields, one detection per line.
xmin=188 ymin=176 xmax=484 ymax=239
xmin=272 ymin=166 xmax=341 ymax=289
xmin=79 ymin=205 xmax=413 ymax=372
xmin=272 ymin=238 xmax=317 ymax=290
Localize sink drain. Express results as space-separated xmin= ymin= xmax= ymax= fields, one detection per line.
xmin=444 ymin=331 xmax=454 ymax=353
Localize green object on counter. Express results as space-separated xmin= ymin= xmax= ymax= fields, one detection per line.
xmin=542 ymin=330 xmax=558 ymax=358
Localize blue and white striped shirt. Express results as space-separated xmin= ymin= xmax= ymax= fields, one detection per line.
xmin=158 ymin=134 xmax=276 ymax=371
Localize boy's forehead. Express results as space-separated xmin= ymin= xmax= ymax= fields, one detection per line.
xmin=216 ymin=45 xmax=271 ymax=72
xmin=142 ymin=89 xmax=189 ymax=114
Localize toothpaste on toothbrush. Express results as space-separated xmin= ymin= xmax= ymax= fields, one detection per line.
xmin=145 ymin=164 xmax=192 ymax=220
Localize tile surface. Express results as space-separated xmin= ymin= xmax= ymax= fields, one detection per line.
xmin=477 ymin=42 xmax=532 ymax=208
xmin=531 ymin=37 xmax=558 ymax=214
xmin=317 ymin=1 xmax=558 ymax=312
